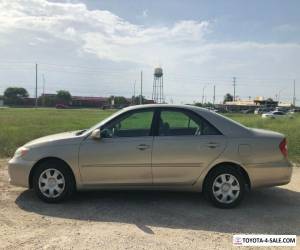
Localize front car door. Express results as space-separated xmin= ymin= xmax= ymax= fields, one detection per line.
xmin=152 ymin=108 xmax=227 ymax=185
xmin=79 ymin=108 xmax=154 ymax=185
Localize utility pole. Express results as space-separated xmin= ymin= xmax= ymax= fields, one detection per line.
xmin=35 ymin=63 xmax=38 ymax=108
xmin=293 ymin=79 xmax=296 ymax=107
xmin=42 ymin=74 xmax=46 ymax=107
xmin=132 ymin=80 xmax=136 ymax=105
xmin=201 ymin=85 xmax=206 ymax=105
xmin=140 ymin=71 xmax=143 ymax=105
xmin=233 ymin=77 xmax=236 ymax=102
xmin=278 ymin=87 xmax=285 ymax=103
xmin=213 ymin=85 xmax=216 ymax=106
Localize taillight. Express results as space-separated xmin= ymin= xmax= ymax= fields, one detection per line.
xmin=279 ymin=138 xmax=288 ymax=158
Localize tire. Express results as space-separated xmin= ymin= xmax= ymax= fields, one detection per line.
xmin=32 ymin=159 xmax=75 ymax=203
xmin=204 ymin=166 xmax=245 ymax=208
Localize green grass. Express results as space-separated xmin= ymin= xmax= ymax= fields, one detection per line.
xmin=0 ymin=108 xmax=299 ymax=163
xmin=0 ymin=108 xmax=115 ymax=157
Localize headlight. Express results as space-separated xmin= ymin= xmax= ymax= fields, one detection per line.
xmin=14 ymin=147 xmax=29 ymax=158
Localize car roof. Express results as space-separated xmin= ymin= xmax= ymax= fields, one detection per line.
xmin=122 ymin=104 xmax=205 ymax=111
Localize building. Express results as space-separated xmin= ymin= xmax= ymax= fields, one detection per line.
xmin=221 ymin=97 xmax=279 ymax=112
xmin=72 ymin=96 xmax=108 ymax=108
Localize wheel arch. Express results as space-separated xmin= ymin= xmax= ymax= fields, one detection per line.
xmin=29 ymin=157 xmax=76 ymax=189
xmin=202 ymin=161 xmax=251 ymax=191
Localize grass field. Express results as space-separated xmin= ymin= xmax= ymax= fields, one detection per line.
xmin=0 ymin=108 xmax=299 ymax=163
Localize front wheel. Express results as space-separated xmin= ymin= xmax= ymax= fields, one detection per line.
xmin=32 ymin=160 xmax=75 ymax=203
xmin=204 ymin=166 xmax=245 ymax=208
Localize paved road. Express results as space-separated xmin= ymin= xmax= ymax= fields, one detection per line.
xmin=0 ymin=159 xmax=299 ymax=249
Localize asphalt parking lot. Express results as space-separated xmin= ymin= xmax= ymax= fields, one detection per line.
xmin=0 ymin=159 xmax=299 ymax=249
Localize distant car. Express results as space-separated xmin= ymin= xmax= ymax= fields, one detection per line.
xmin=55 ymin=104 xmax=68 ymax=109
xmin=206 ymin=107 xmax=218 ymax=113
xmin=262 ymin=111 xmax=293 ymax=119
xmin=8 ymin=104 xmax=292 ymax=208
xmin=241 ymin=109 xmax=253 ymax=114
xmin=254 ymin=108 xmax=273 ymax=114
xmin=288 ymin=109 xmax=295 ymax=114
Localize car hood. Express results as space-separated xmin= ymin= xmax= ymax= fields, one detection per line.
xmin=24 ymin=130 xmax=84 ymax=148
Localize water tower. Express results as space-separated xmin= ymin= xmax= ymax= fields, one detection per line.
xmin=152 ymin=67 xmax=164 ymax=103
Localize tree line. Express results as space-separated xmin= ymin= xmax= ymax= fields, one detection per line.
xmin=1 ymin=87 xmax=146 ymax=107
xmin=2 ymin=87 xmax=72 ymax=106
xmin=2 ymin=87 xmax=245 ymax=107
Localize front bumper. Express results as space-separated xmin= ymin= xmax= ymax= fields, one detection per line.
xmin=8 ymin=157 xmax=35 ymax=188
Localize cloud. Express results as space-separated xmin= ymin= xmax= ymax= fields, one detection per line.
xmin=142 ymin=9 xmax=148 ymax=18
xmin=0 ymin=0 xmax=209 ymax=65
xmin=0 ymin=0 xmax=299 ymax=103
xmin=273 ymin=24 xmax=298 ymax=33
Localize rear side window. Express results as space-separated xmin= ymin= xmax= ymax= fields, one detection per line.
xmin=158 ymin=110 xmax=221 ymax=136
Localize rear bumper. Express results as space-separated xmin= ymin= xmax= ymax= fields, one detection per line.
xmin=247 ymin=160 xmax=293 ymax=189
xmin=8 ymin=157 xmax=34 ymax=188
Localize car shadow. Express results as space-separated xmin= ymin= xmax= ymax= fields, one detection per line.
xmin=15 ymin=187 xmax=300 ymax=235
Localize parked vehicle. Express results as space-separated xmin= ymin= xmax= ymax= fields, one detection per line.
xmin=262 ymin=111 xmax=293 ymax=119
xmin=241 ymin=109 xmax=254 ymax=114
xmin=55 ymin=104 xmax=68 ymax=109
xmin=8 ymin=104 xmax=292 ymax=208
xmin=288 ymin=109 xmax=295 ymax=114
xmin=254 ymin=107 xmax=273 ymax=114
xmin=206 ymin=107 xmax=218 ymax=113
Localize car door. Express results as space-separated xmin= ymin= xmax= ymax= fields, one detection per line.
xmin=79 ymin=108 xmax=154 ymax=185
xmin=152 ymin=108 xmax=227 ymax=185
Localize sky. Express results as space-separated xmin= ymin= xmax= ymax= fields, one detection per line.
xmin=0 ymin=0 xmax=299 ymax=104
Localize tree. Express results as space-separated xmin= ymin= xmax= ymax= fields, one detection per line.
xmin=108 ymin=96 xmax=129 ymax=106
xmin=194 ymin=102 xmax=213 ymax=108
xmin=132 ymin=95 xmax=147 ymax=105
xmin=223 ymin=93 xmax=233 ymax=103
xmin=4 ymin=87 xmax=29 ymax=105
xmin=56 ymin=90 xmax=71 ymax=105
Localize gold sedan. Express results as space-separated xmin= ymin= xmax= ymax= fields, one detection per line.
xmin=8 ymin=104 xmax=292 ymax=208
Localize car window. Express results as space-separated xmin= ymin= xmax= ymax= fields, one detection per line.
xmin=159 ymin=110 xmax=221 ymax=136
xmin=102 ymin=110 xmax=154 ymax=138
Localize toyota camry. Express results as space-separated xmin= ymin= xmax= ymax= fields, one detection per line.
xmin=8 ymin=104 xmax=292 ymax=208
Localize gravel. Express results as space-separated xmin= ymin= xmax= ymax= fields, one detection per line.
xmin=0 ymin=159 xmax=299 ymax=249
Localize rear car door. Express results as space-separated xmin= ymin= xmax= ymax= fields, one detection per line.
xmin=152 ymin=108 xmax=227 ymax=185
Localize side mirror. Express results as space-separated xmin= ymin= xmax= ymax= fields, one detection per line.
xmin=91 ymin=128 xmax=101 ymax=140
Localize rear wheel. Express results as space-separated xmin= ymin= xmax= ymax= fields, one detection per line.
xmin=32 ymin=160 xmax=75 ymax=203
xmin=204 ymin=166 xmax=245 ymax=208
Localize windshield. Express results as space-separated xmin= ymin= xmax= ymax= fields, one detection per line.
xmin=83 ymin=109 xmax=124 ymax=136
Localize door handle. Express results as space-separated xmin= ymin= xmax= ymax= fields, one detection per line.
xmin=137 ymin=144 xmax=150 ymax=151
xmin=207 ymin=142 xmax=219 ymax=149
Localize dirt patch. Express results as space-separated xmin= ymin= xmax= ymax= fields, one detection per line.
xmin=1 ymin=159 xmax=300 ymax=249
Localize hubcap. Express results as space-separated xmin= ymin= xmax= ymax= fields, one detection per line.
xmin=38 ymin=169 xmax=65 ymax=198
xmin=212 ymin=174 xmax=240 ymax=204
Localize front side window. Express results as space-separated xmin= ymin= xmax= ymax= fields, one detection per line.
xmin=101 ymin=109 xmax=154 ymax=138
xmin=158 ymin=110 xmax=221 ymax=136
